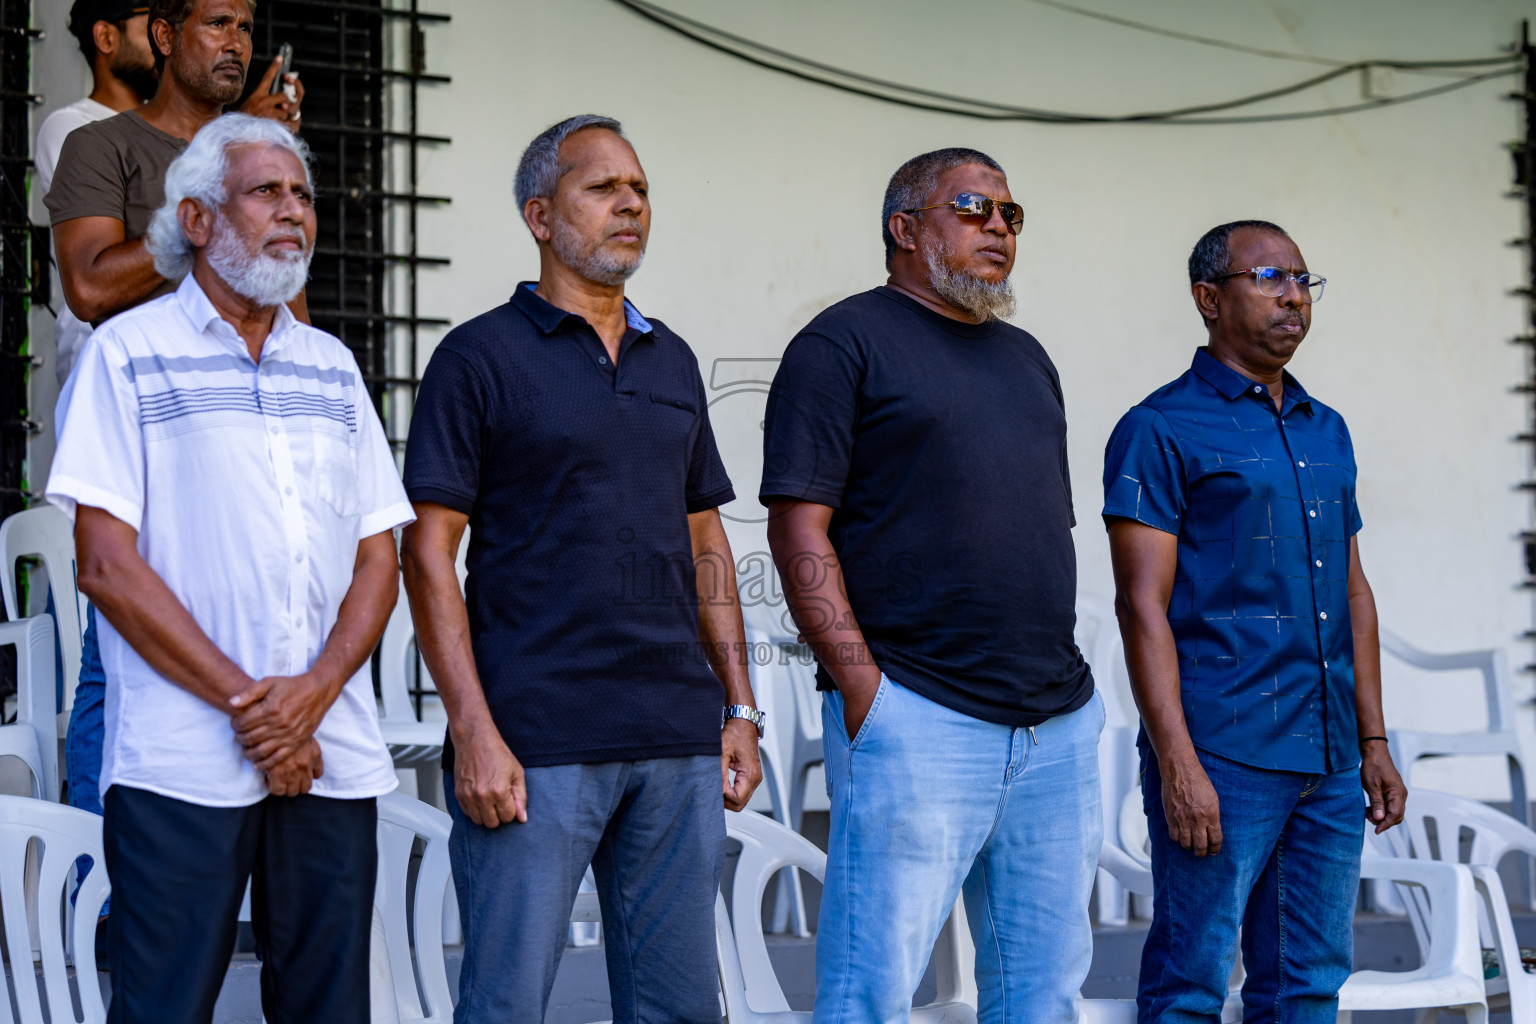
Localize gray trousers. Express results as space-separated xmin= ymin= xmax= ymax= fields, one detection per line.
xmin=444 ymin=754 xmax=725 ymax=1024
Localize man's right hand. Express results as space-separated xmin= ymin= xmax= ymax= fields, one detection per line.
xmin=1161 ymin=754 xmax=1223 ymax=857
xmin=454 ymin=729 xmax=527 ymax=828
xmin=836 ymin=665 xmax=884 ymax=740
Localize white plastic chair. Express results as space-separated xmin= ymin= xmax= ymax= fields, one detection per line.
xmin=0 ymin=505 xmax=85 ymax=731
xmin=0 ymin=795 xmax=110 ymax=1024
xmin=1075 ymin=593 xmax=1141 ymax=926
xmin=744 ymin=628 xmax=813 ymax=936
xmin=0 ymin=616 xmax=59 ymax=801
xmin=1110 ymin=785 xmax=1490 ymax=1023
xmin=719 ymin=807 xmax=977 ymax=1023
xmin=373 ymin=791 xmax=455 ymax=1024
xmin=1371 ymin=788 xmax=1536 ymax=1021
xmin=1380 ymin=629 xmax=1530 ymax=835
xmin=1339 ymin=856 xmax=1489 ymax=1023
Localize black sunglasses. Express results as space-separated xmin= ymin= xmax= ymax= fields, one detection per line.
xmin=903 ymin=192 xmax=1024 ymax=234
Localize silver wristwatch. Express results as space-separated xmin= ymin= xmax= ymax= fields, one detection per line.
xmin=722 ymin=704 xmax=766 ymax=738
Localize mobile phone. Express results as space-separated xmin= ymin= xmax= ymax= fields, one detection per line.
xmin=268 ymin=43 xmax=293 ymax=95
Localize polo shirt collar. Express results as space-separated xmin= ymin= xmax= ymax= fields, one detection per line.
xmin=1191 ymin=346 xmax=1313 ymax=414
xmin=512 ymin=280 xmax=653 ymax=336
xmin=174 ymin=271 xmax=298 ymax=358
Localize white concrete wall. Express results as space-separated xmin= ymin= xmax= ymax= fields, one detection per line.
xmin=412 ymin=0 xmax=1533 ymax=800
xmin=25 ymin=1 xmax=1536 ymax=800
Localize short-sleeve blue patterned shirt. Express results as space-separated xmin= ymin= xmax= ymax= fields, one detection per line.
xmin=1102 ymin=347 xmax=1363 ymax=773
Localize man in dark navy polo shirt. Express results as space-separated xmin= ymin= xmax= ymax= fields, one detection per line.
xmin=1103 ymin=220 xmax=1406 ymax=1023
xmin=762 ymin=148 xmax=1103 ymax=1023
xmin=400 ymin=114 xmax=762 ymax=1024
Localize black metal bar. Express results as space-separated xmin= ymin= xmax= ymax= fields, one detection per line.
xmin=312 ymin=247 xmax=449 ymax=265
xmin=302 ymin=121 xmax=450 ymax=144
xmin=273 ymin=0 xmax=449 ymax=23
xmin=308 ymin=308 xmax=449 ymax=326
xmin=315 ymin=187 xmax=450 ymax=203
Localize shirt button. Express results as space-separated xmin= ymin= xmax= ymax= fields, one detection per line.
xmin=295 ymin=553 xmax=304 ymax=564
xmin=284 ymin=486 xmax=293 ymax=496
xmin=270 ymin=426 xmax=279 ymax=436
xmin=1297 ymin=461 xmax=1306 ymax=468
xmin=598 ymin=356 xmax=607 ymax=365
xmin=1315 ymin=559 xmax=1323 ymax=568
xmin=1253 ymin=386 xmax=1263 ymax=394
xmin=1308 ymin=509 xmax=1316 ymax=518
xmin=1319 ymin=611 xmax=1328 ymax=620
xmin=293 ymin=616 xmax=302 ymax=628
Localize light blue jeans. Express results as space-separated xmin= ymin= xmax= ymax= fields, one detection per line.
xmin=816 ymin=674 xmax=1104 ymax=1024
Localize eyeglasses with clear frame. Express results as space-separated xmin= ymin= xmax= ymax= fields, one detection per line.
xmin=1209 ymin=266 xmax=1326 ymax=303
xmin=902 ymin=192 xmax=1024 ymax=235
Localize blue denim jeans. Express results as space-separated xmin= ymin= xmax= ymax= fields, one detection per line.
xmin=1138 ymin=748 xmax=1364 ymax=1024
xmin=816 ymin=674 xmax=1104 ymax=1024
xmin=444 ymin=754 xmax=725 ymax=1024
xmin=67 ymin=604 xmax=107 ymax=816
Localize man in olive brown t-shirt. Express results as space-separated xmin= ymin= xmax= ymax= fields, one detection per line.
xmin=47 ymin=0 xmax=301 ymax=325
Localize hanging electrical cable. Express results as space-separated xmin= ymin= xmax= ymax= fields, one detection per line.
xmin=608 ymin=0 xmax=1522 ymax=125
xmin=1016 ymin=0 xmax=1518 ymax=72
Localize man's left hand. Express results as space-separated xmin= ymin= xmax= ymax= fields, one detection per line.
xmin=238 ymin=56 xmax=304 ymax=133
xmin=230 ymin=672 xmax=333 ymax=771
xmin=721 ymin=718 xmax=763 ymax=812
xmin=1361 ymin=742 xmax=1407 ymax=834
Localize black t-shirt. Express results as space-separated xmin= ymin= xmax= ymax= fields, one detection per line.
xmin=759 ymin=287 xmax=1092 ymax=726
xmin=403 ymin=285 xmax=735 ymax=768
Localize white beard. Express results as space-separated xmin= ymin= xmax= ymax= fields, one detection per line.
xmin=207 ymin=221 xmax=313 ymax=308
xmin=922 ymin=236 xmax=1016 ymax=322
xmin=550 ymin=211 xmax=644 ymax=286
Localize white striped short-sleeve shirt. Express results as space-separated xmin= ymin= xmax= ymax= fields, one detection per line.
xmin=47 ymin=273 xmax=414 ymax=807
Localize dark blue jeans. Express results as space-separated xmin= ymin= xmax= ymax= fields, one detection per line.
xmin=67 ymin=604 xmax=107 ymax=815
xmin=444 ymin=754 xmax=725 ymax=1024
xmin=1138 ymin=748 xmax=1363 ymax=1024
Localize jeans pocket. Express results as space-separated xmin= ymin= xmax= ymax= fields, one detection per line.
xmin=848 ymin=674 xmax=893 ymax=751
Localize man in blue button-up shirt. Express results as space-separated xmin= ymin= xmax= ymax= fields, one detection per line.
xmin=1103 ymin=220 xmax=1406 ymax=1023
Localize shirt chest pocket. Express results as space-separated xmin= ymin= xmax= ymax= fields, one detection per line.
xmin=311 ymin=438 xmax=360 ymax=517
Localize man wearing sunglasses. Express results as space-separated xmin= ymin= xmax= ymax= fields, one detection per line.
xmin=1103 ymin=220 xmax=1407 ymax=1021
xmin=762 ymin=148 xmax=1101 ymax=1022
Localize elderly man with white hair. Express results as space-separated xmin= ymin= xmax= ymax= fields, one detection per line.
xmin=45 ymin=113 xmax=411 ymax=1024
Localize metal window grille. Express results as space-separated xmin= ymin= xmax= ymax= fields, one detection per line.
xmin=251 ymin=0 xmax=450 ymax=457
xmin=0 ymin=0 xmax=40 ymax=522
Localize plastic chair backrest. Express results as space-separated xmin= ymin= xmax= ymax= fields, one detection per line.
xmin=1074 ymin=593 xmax=1132 ymax=731
xmin=0 ymin=507 xmax=84 ymax=718
xmin=722 ymin=809 xmax=977 ymax=1021
xmin=1379 ymin=789 xmax=1536 ymax=949
xmin=1380 ymin=629 xmax=1515 ymax=736
xmin=0 ymin=796 xmax=109 ymax=1024
xmin=0 ymin=617 xmax=59 ymax=801
xmin=374 ymin=792 xmax=454 ymax=1024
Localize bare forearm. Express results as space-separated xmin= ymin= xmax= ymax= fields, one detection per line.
xmin=1350 ymin=583 xmax=1385 ymax=739
xmin=694 ymin=552 xmax=753 ymax=706
xmin=401 ymin=533 xmax=495 ymax=743
xmin=767 ymin=517 xmax=879 ymax=693
xmin=77 ymin=522 xmax=250 ymax=710
xmin=62 ymin=236 xmax=163 ymax=323
xmin=1117 ymin=595 xmax=1198 ymax=763
xmin=308 ymin=533 xmax=399 ymax=706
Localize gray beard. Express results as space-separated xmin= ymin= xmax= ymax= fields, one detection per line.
xmin=922 ymin=236 xmax=1016 ymax=322
xmin=207 ymin=222 xmax=312 ymax=308
xmin=550 ymin=213 xmax=644 ymax=286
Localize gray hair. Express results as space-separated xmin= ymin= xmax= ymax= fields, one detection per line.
xmin=1188 ymin=219 xmax=1289 ymax=286
xmin=513 ymin=114 xmax=625 ymax=216
xmin=881 ymin=147 xmax=1005 ymax=270
xmin=145 ymin=113 xmax=313 ymax=282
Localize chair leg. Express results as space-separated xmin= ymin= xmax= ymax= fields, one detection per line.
xmin=1509 ymin=755 xmax=1534 ymax=908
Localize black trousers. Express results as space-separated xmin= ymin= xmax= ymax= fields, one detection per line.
xmin=103 ymin=786 xmax=377 ymax=1024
